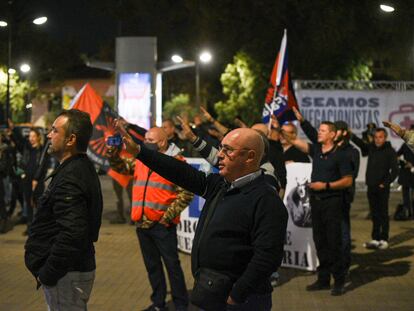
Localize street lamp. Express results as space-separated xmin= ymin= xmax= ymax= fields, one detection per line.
xmin=171 ymin=54 xmax=183 ymax=63
xmin=379 ymin=4 xmax=395 ymax=13
xmin=170 ymin=51 xmax=213 ymax=111
xmin=20 ymin=63 xmax=31 ymax=73
xmin=195 ymin=51 xmax=212 ymax=110
xmin=0 ymin=12 xmax=47 ymax=124
xmin=33 ymin=17 xmax=47 ymax=25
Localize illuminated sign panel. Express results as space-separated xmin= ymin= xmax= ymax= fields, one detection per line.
xmin=118 ymin=73 xmax=151 ymax=129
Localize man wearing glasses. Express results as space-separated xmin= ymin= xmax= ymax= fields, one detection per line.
xmin=118 ymin=125 xmax=288 ymax=311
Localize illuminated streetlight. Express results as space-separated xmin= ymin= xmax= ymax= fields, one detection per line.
xmin=199 ymin=51 xmax=212 ymax=63
xmin=20 ymin=63 xmax=31 ymax=73
xmin=379 ymin=4 xmax=395 ymax=13
xmin=171 ymin=54 xmax=183 ymax=63
xmin=33 ymin=16 xmax=47 ymax=25
xmin=8 ymin=68 xmax=16 ymax=74
xmin=167 ymin=51 xmax=213 ymax=110
xmin=196 ymin=51 xmax=212 ymax=109
xmin=0 ymin=10 xmax=47 ymax=123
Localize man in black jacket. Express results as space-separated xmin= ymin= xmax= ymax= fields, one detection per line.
xmin=279 ymin=119 xmax=353 ymax=296
xmin=352 ymin=128 xmax=398 ymax=250
xmin=291 ymin=108 xmax=360 ymax=276
xmin=119 ymin=125 xmax=287 ymax=311
xmin=25 ymin=109 xmax=103 ymax=311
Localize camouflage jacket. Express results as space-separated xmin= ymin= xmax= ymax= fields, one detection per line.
xmin=403 ymin=130 xmax=414 ymax=153
xmin=107 ymin=145 xmax=194 ymax=228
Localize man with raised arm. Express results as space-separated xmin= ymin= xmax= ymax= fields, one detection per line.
xmin=383 ymin=121 xmax=414 ymax=152
xmin=108 ymin=126 xmax=192 ymax=311
xmin=118 ymin=123 xmax=287 ymax=311
xmin=351 ymin=126 xmax=398 ymax=250
xmin=291 ymin=108 xmax=360 ymax=275
xmin=277 ymin=117 xmax=353 ymax=296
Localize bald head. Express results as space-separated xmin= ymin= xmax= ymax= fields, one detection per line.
xmin=224 ymin=128 xmax=264 ymax=167
xmin=145 ymin=127 xmax=169 ymax=152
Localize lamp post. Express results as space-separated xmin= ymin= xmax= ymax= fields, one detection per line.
xmin=0 ymin=12 xmax=47 ymax=124
xmin=170 ymin=51 xmax=212 ymax=111
xmin=19 ymin=62 xmax=32 ymax=122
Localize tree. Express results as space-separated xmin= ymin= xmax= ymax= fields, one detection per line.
xmin=214 ymin=51 xmax=265 ymax=125
xmin=0 ymin=67 xmax=37 ymax=123
xmin=162 ymin=93 xmax=197 ymax=121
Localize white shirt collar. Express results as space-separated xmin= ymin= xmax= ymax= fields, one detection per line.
xmin=229 ymin=170 xmax=262 ymax=190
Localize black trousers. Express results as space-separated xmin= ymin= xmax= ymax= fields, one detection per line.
xmin=8 ymin=179 xmax=24 ymax=217
xmin=342 ymin=201 xmax=352 ymax=272
xmin=402 ymin=186 xmax=414 ymax=218
xmin=367 ymin=186 xmax=390 ymax=241
xmin=310 ymin=195 xmax=345 ymax=284
xmin=136 ymin=223 xmax=188 ymax=309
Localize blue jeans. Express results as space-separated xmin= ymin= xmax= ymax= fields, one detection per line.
xmin=42 ymin=271 xmax=95 ymax=311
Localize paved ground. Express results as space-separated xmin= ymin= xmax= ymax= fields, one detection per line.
xmin=1 ymin=175 xmax=413 ymax=311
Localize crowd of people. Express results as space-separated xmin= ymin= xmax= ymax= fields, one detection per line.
xmin=0 ymin=107 xmax=413 ymax=310
xmin=0 ymin=120 xmax=54 ymax=234
xmin=104 ymin=107 xmax=412 ymax=308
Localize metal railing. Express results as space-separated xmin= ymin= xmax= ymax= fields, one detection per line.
xmin=293 ymin=80 xmax=414 ymax=91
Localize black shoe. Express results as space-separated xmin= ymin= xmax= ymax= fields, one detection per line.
xmin=331 ymin=283 xmax=345 ymax=296
xmin=142 ymin=305 xmax=168 ymax=311
xmin=306 ymin=280 xmax=330 ymax=291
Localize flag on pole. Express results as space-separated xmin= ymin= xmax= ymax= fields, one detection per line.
xmin=69 ymin=83 xmax=136 ymax=187
xmin=262 ymin=29 xmax=299 ymax=124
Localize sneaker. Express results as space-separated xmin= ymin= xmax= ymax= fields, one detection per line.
xmin=306 ymin=280 xmax=330 ymax=291
xmin=378 ymin=240 xmax=389 ymax=250
xmin=363 ymin=240 xmax=380 ymax=249
xmin=270 ymin=271 xmax=279 ymax=287
xmin=331 ymin=283 xmax=345 ymax=296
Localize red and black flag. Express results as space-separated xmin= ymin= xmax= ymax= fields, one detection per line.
xmin=69 ymin=83 xmax=145 ymax=187
xmin=262 ymin=29 xmax=299 ymax=124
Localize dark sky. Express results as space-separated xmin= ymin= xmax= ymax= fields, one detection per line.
xmin=27 ymin=0 xmax=117 ymax=54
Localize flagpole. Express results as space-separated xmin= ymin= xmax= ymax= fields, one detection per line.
xmin=271 ymin=29 xmax=287 ymax=122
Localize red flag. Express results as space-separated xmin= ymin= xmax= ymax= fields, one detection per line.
xmin=70 ymin=83 xmax=132 ymax=187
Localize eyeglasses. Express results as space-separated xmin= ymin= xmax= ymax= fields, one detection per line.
xmin=218 ymin=144 xmax=250 ymax=157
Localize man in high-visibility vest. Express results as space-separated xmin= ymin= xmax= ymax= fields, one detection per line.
xmin=109 ymin=127 xmax=193 ymax=311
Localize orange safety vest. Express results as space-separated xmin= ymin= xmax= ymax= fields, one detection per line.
xmin=131 ymin=157 xmax=183 ymax=224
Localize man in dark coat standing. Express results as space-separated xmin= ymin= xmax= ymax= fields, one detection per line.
xmin=119 ymin=125 xmax=287 ymax=311
xmin=352 ymin=128 xmax=398 ymax=250
xmin=25 ymin=109 xmax=103 ymax=311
